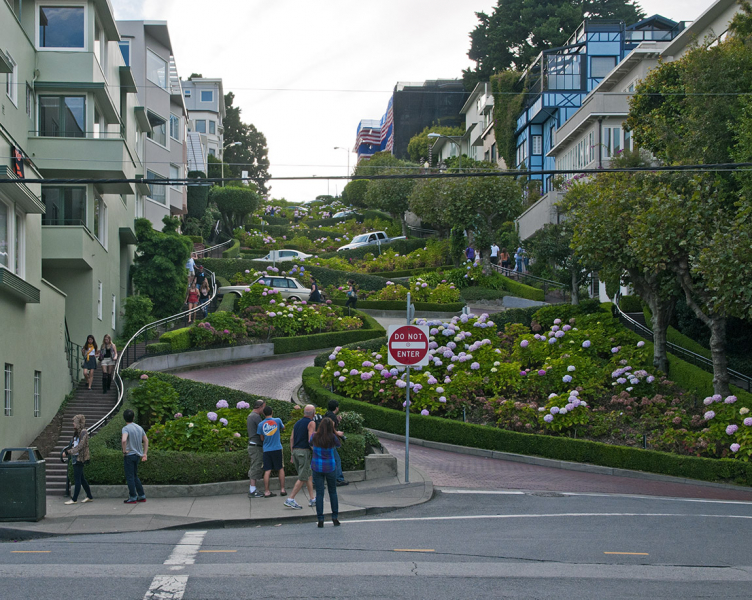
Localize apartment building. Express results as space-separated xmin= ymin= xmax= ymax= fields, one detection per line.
xmin=117 ymin=20 xmax=188 ymax=229
xmin=181 ymin=77 xmax=225 ymax=173
xmin=1 ymin=0 xmax=142 ymax=448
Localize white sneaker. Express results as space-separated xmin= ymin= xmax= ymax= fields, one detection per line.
xmin=309 ymin=498 xmax=316 ymax=507
xmin=81 ymin=498 xmax=93 ymax=503
xmin=284 ymin=498 xmax=303 ymax=510
xmin=64 ymin=500 xmax=77 ymax=505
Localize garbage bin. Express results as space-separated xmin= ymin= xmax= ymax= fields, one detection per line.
xmin=0 ymin=447 xmax=46 ymax=522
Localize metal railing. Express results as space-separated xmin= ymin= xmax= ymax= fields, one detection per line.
xmin=88 ymin=268 xmax=220 ymax=436
xmin=489 ymin=263 xmax=568 ymax=298
xmin=612 ymin=295 xmax=752 ymax=392
xmin=64 ymin=320 xmax=82 ymax=388
xmin=194 ymin=238 xmax=233 ymax=259
xmin=407 ymin=226 xmax=440 ymax=239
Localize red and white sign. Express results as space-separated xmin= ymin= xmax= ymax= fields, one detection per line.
xmin=387 ymin=324 xmax=430 ymax=367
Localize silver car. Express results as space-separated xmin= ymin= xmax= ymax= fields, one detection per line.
xmin=218 ymin=276 xmax=312 ymax=302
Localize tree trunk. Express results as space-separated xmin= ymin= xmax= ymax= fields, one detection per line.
xmin=628 ymin=270 xmax=675 ymax=374
xmin=571 ymin=270 xmax=580 ymax=305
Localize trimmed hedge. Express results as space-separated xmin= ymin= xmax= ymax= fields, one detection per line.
xmin=222 ymin=238 xmax=241 ymax=258
xmin=217 ymin=292 xmax=236 ymax=312
xmin=461 ymin=287 xmax=505 ymax=301
xmin=330 ymin=298 xmax=464 ymax=312
xmin=302 ymin=367 xmax=752 ymax=486
xmin=160 ymin=327 xmax=191 ymax=352
xmin=314 ymin=336 xmax=387 ymax=367
xmin=619 ymin=295 xmax=643 ymax=313
xmin=303 ymin=216 xmax=352 ymax=228
xmin=501 ymin=276 xmax=545 ymax=302
xmin=188 ymin=235 xmax=203 ymax=244
xmin=272 ymin=310 xmax=385 ymax=354
xmin=146 ymin=342 xmax=170 ymax=355
xmin=370 ymin=265 xmax=454 ymax=279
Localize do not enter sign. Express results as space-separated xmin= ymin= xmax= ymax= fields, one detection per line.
xmin=388 ymin=324 xmax=430 ymax=367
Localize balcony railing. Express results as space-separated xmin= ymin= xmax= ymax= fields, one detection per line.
xmin=41 ymin=218 xmax=88 ymax=228
xmin=29 ymin=127 xmax=126 ymax=140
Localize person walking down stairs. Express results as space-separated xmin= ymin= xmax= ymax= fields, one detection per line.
xmin=99 ymin=335 xmax=118 ymax=394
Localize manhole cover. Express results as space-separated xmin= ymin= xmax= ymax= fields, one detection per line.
xmin=527 ymin=491 xmax=566 ymax=497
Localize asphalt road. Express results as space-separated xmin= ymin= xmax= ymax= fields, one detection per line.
xmin=3 ymin=492 xmax=752 ymax=599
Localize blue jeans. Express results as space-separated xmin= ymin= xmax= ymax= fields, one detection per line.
xmin=124 ymin=454 xmax=145 ymax=501
xmin=333 ymin=447 xmax=344 ymax=481
xmin=72 ymin=462 xmax=92 ymax=502
xmin=312 ymin=470 xmax=338 ymax=522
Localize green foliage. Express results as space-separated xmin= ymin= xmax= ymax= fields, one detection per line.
xmin=272 ymin=310 xmax=385 ymax=354
xmin=460 ymin=287 xmax=505 ymax=302
xmin=341 ymin=179 xmax=370 ymax=209
xmin=330 ymin=299 xmax=465 ymax=312
xmin=131 ymin=217 xmax=193 ymax=318
xmin=186 ymin=171 xmax=209 ymax=219
xmin=407 ymin=124 xmax=465 ymax=163
xmin=122 ymin=295 xmax=153 ymax=340
xmin=146 ymin=342 xmax=170 ymax=355
xmin=491 ymin=71 xmax=527 ymax=167
xmin=217 ymin=291 xmax=236 ymax=313
xmin=159 ymin=327 xmax=191 ymax=352
xmin=222 ymin=91 xmax=271 ymax=193
xmin=210 ymin=186 xmax=261 ymax=233
xmin=619 ymin=295 xmax=643 ymax=313
xmin=130 ymin=377 xmax=180 ymax=431
xmin=221 ymin=238 xmax=241 ymax=258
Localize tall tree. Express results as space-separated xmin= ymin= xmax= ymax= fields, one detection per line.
xmin=464 ymin=0 xmax=644 ymax=87
xmin=209 ymin=184 xmax=260 ymax=233
xmin=222 ymin=92 xmax=271 ymax=195
xmin=406 ymin=124 xmax=465 ymax=164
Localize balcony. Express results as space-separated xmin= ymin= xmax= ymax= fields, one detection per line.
xmin=516 ymin=191 xmax=565 ymax=241
xmin=27 ymin=132 xmax=137 ymax=194
xmin=549 ymin=93 xmax=630 ymax=155
xmin=0 ymin=166 xmax=44 ymax=214
xmin=41 ymin=222 xmax=98 ymax=270
xmin=0 ymin=268 xmax=40 ymax=304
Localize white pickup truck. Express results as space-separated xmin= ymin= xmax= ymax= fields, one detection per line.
xmin=337 ymin=231 xmax=406 ymax=252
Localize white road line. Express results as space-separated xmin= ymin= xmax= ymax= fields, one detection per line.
xmin=439 ymin=488 xmax=752 ymax=505
xmin=346 ymin=512 xmax=752 ymax=524
xmin=143 ymin=530 xmax=207 ymax=600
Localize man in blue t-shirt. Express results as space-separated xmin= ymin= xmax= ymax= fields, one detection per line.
xmin=257 ymin=406 xmax=286 ymax=498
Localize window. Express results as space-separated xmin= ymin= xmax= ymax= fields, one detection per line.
xmin=184 ymin=89 xmax=191 ymax=98
xmin=118 ymin=39 xmax=130 ymax=66
xmin=195 ymin=119 xmax=206 ymax=134
xmin=516 ymin=140 xmax=528 ymax=167
xmin=39 ymin=96 xmax=86 ymax=137
xmin=209 ymin=120 xmax=216 ymax=135
xmin=170 ymin=114 xmax=181 ymax=140
xmin=5 ymin=54 xmax=17 ymax=105
xmin=146 ymin=49 xmax=167 ymax=89
xmin=26 ymin=84 xmax=34 ymax=119
xmin=624 ymin=129 xmax=632 ymax=152
xmin=146 ymin=170 xmax=166 ymax=204
xmin=0 ymin=202 xmax=8 ymax=269
xmin=38 ymin=6 xmax=85 ymax=49
xmin=624 ymin=81 xmax=636 ymax=94
xmin=111 ymin=294 xmax=116 ymax=330
xmin=34 ymin=371 xmax=41 ymax=418
xmin=146 ymin=111 xmax=167 ymax=146
xmin=591 ymin=56 xmax=617 ymax=79
xmin=14 ymin=210 xmax=24 ymax=277
xmin=602 ymin=127 xmax=611 ymax=158
xmin=94 ymin=196 xmax=107 ymax=248
xmin=3 ymin=364 xmax=11 ymax=416
xmin=97 ymin=281 xmax=103 ymax=321
xmin=200 ymin=90 xmax=213 ymax=102
xmin=41 ymin=186 xmax=86 ymax=226
xmin=135 ymin=193 xmax=143 ymax=219
xmin=612 ymin=127 xmax=621 ymax=154
xmin=208 ymin=147 xmax=216 ymax=157
xmin=532 ymin=135 xmax=542 ymax=155
xmin=170 ymin=164 xmax=181 ymax=189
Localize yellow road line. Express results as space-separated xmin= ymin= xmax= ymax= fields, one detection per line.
xmin=604 ymin=552 xmax=649 ymax=556
xmin=394 ymin=549 xmax=435 ymax=553
xmin=11 ymin=551 xmax=51 ymax=553
xmin=198 ymin=550 xmax=237 ymax=553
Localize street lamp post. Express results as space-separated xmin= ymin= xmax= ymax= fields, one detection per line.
xmin=334 ymin=146 xmax=351 ymax=180
xmin=427 ymin=133 xmax=462 ymax=171
xmin=221 ymin=141 xmax=242 ymax=186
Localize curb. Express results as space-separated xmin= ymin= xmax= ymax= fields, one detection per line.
xmin=373 ymin=430 xmax=752 ymax=493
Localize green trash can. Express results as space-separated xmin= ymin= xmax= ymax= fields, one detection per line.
xmin=0 ymin=447 xmax=46 ymax=522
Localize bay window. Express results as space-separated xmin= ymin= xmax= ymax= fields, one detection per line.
xmin=38 ymin=6 xmax=85 ymax=49
xmin=39 ymin=96 xmax=86 ymax=137
xmin=41 ymin=186 xmax=86 ymax=226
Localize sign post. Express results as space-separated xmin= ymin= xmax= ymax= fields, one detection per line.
xmin=387 ymin=293 xmax=428 ymax=484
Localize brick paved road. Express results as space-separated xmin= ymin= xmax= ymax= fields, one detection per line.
xmin=380 ymin=438 xmax=752 ymax=501
xmin=175 ymin=352 xmax=318 ymax=402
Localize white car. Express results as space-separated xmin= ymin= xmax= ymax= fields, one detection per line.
xmin=337 ymin=231 xmax=406 ymax=252
xmin=333 ymin=210 xmax=357 ymax=219
xmin=219 ymin=276 xmax=312 ymax=301
xmin=251 ymin=249 xmax=312 ymax=262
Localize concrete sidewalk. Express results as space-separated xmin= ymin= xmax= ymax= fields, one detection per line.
xmin=0 ymin=460 xmax=432 ymax=540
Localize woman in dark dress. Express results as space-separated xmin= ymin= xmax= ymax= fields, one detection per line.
xmin=309 ymin=280 xmax=322 ymax=303
xmin=82 ymin=335 xmax=97 ymax=390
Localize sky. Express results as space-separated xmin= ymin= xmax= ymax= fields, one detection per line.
xmin=112 ymin=0 xmax=716 ymax=202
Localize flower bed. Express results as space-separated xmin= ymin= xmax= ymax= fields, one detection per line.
xmin=317 ymin=306 xmax=752 ymax=462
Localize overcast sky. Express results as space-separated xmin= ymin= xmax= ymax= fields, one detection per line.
xmin=112 ymin=0 xmax=716 ymax=202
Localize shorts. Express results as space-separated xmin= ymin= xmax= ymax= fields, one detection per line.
xmin=262 ymin=449 xmax=283 ymax=472
xmin=292 ymin=448 xmax=312 ymax=481
xmin=247 ymin=445 xmax=264 ymax=480
xmin=100 ymin=358 xmax=115 ymax=367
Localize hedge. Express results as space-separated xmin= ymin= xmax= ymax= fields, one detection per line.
xmin=272 ymin=309 xmax=385 ymax=354
xmin=222 ymin=238 xmax=241 ymax=258
xmin=303 ymin=216 xmax=352 ymax=228
xmin=370 ymin=265 xmax=454 ymax=279
xmin=330 ymin=299 xmax=465 ymax=313
xmin=146 ymin=342 xmax=171 ymax=355
xmin=619 ymin=295 xmax=643 ymax=313
xmin=187 ymin=235 xmax=203 ymax=244
xmin=302 ymin=367 xmax=752 ymax=486
xmin=217 ymin=292 xmax=236 ymax=312
xmin=320 ymin=238 xmax=427 ymax=261
xmin=460 ymin=287 xmax=505 ymax=302
xmin=314 ymin=336 xmax=387 ymax=367
xmin=262 ymin=215 xmax=292 ymax=226
xmin=160 ymin=327 xmax=191 ymax=352
xmin=500 ymin=276 xmax=545 ymax=302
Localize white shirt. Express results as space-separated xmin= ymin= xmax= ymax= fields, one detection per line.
xmin=490 ymin=245 xmax=499 ymax=257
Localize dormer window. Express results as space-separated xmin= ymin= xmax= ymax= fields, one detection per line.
xmin=38 ymin=6 xmax=85 ymax=50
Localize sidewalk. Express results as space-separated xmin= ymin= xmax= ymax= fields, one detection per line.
xmin=0 ymin=460 xmax=432 ymax=540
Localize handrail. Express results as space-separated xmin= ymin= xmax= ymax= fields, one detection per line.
xmin=194 ymin=238 xmax=233 ymax=259
xmin=88 ymin=268 xmax=219 ymax=436
xmin=64 ymin=320 xmax=82 ymax=388
xmin=612 ymin=294 xmax=752 ymax=392
xmin=489 ymin=262 xmax=568 ymax=292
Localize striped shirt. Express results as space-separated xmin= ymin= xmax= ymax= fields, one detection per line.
xmin=310 ymin=434 xmax=341 ymax=473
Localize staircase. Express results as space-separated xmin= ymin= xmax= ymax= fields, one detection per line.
xmin=45 ymin=371 xmax=118 ymax=496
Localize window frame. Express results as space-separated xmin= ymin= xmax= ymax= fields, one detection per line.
xmin=38 ymin=94 xmax=86 ymax=138
xmin=146 ymin=48 xmax=168 ymax=90
xmin=194 ymin=119 xmax=206 ymax=134
xmin=118 ymin=39 xmax=131 ymax=67
xmin=200 ymin=89 xmax=213 ymax=103
xmin=33 ymin=371 xmax=41 ymax=418
xmin=209 ymin=120 xmax=216 ymax=135
xmin=4 ymin=363 xmax=12 ymax=417
xmin=36 ymin=4 xmax=88 ymax=52
xmin=146 ymin=110 xmax=168 ymax=148
xmin=14 ymin=208 xmax=25 ymax=278
xmin=41 ymin=185 xmax=87 ymax=227
xmin=532 ymin=135 xmax=543 ymax=155
xmin=5 ymin=53 xmax=18 ymax=106
xmin=93 ymin=194 xmax=107 ymax=249
xmin=111 ymin=294 xmax=116 ymax=330
xmin=146 ymin=170 xmax=167 ymax=205
xmin=169 ymin=163 xmax=182 ymax=191
xmin=97 ymin=281 xmax=103 ymax=321
xmin=169 ymin=113 xmax=181 ymax=141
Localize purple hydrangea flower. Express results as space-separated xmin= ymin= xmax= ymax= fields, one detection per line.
xmin=349 ymin=369 xmax=359 ymax=376
xmin=338 ymin=361 xmax=345 ymax=368
xmin=550 ymin=406 xmax=560 ymax=414
xmin=726 ymin=424 xmax=739 ymax=435
xmin=538 ymin=369 xmax=546 ymax=376
xmin=216 ymin=400 xmax=229 ymax=409
xmin=520 ymin=339 xmax=529 ymax=348
xmin=611 ymin=347 xmax=620 ymax=354
xmin=174 ymin=413 xmax=182 ymax=418
xmin=220 ymin=418 xmax=228 ymax=426
xmin=520 ymin=370 xmax=527 ymax=377
xmin=712 ymin=394 xmax=723 ymax=402
xmin=396 ymin=380 xmax=407 ymax=389
xmin=731 ymin=443 xmax=741 ymax=452
xmin=549 ymin=338 xmax=556 ymax=345
xmin=745 ymin=418 xmax=752 ymax=427
xmin=544 ymin=414 xmax=554 ymax=423
xmin=703 ymin=397 xmax=713 ymax=406
xmin=704 ymin=411 xmax=716 ymax=420
xmin=582 ymin=340 xmax=591 ymax=348
xmin=207 ymin=412 xmax=218 ymax=422
xmin=637 ymin=341 xmax=645 ymax=348
xmin=554 ymin=319 xmax=562 ymax=325
xmin=562 ymin=375 xmax=573 ymax=383
xmin=617 ymin=378 xmax=627 ymax=385
xmin=338 ymin=376 xmax=346 ymax=382
xmin=420 ymin=409 xmax=429 ymax=416
xmin=471 ymin=362 xmax=480 ymax=370
xmin=725 ymin=396 xmax=738 ymax=404
xmin=439 ymin=396 xmax=447 ymax=403
xmin=567 ymin=365 xmax=576 ymax=372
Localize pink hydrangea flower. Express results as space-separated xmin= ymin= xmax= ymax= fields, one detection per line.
xmin=140 ymin=374 xmax=149 ymax=380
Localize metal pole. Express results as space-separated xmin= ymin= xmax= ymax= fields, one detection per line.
xmin=405 ymin=291 xmax=411 ymax=484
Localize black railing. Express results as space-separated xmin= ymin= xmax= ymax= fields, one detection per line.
xmin=408 ymin=226 xmax=440 ymax=239
xmin=194 ymin=238 xmax=233 ymax=259
xmin=490 ymin=263 xmax=568 ymax=299
xmin=64 ymin=320 xmax=81 ymax=388
xmin=612 ymin=295 xmax=752 ymax=392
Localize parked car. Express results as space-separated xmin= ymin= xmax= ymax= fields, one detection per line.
xmin=333 ymin=210 xmax=357 ymax=219
xmin=337 ymin=231 xmax=406 ymax=252
xmin=218 ymin=276 xmax=312 ymax=301
xmin=251 ymin=249 xmax=312 ymax=262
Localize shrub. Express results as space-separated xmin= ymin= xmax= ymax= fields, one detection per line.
xmin=222 ymin=238 xmax=241 ymax=258
xmin=217 ymin=292 xmax=236 ymax=312
xmin=160 ymin=327 xmax=191 ymax=352
xmin=130 ymin=377 xmax=180 ymax=431
xmin=460 ymin=287 xmax=505 ymax=301
xmin=186 ymin=171 xmax=209 ymax=219
xmin=211 ymin=186 xmax=261 ymax=232
xmin=314 ymin=336 xmax=388 ymax=367
xmin=187 ymin=235 xmax=203 ymax=244
xmin=146 ymin=342 xmax=170 ymax=355
xmin=123 ymin=295 xmax=154 ymax=340
xmin=619 ymin=295 xmax=643 ymax=313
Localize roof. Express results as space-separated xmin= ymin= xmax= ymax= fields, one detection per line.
xmin=662 ymin=0 xmax=739 ymax=56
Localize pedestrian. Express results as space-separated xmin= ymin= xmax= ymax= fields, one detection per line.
xmin=186 ymin=281 xmax=200 ymax=323
xmin=523 ymin=247 xmax=529 ymax=272
xmin=324 ymin=400 xmax=348 ymax=486
xmin=490 ymin=242 xmax=500 ymax=266
xmin=186 ymin=252 xmax=196 ymax=285
xmin=199 ymin=279 xmax=211 ymax=317
xmin=81 ymin=335 xmax=97 ymax=390
xmin=121 ymin=409 xmax=148 ymax=504
xmin=98 ymin=334 xmax=117 ymax=394
xmin=500 ymin=247 xmax=510 ymax=269
xmin=474 ymin=249 xmax=481 ymax=266
xmin=344 ymin=280 xmax=357 ymax=310
xmin=246 ymin=399 xmax=266 ymax=498
xmin=257 ymin=406 xmax=286 ymax=498
xmin=64 ymin=414 xmax=93 ymax=505
xmin=309 ymin=279 xmax=322 ymax=303
xmin=195 ymin=264 xmax=207 ymax=289
xmin=284 ymin=405 xmax=317 ymax=510
xmin=465 ymin=245 xmax=475 ymax=263
xmin=515 ymin=247 xmax=523 ymax=273
xmin=310 ymin=417 xmax=341 ymax=528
